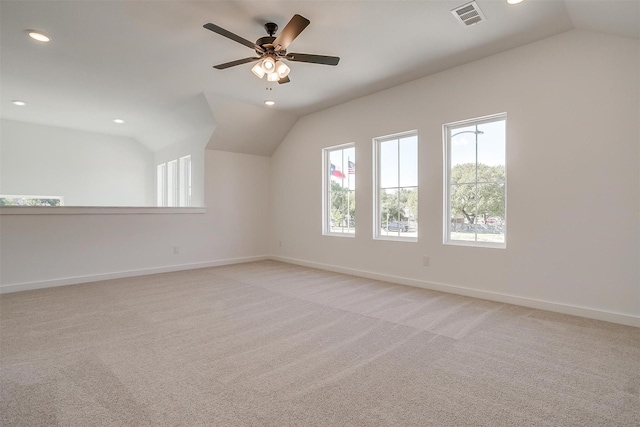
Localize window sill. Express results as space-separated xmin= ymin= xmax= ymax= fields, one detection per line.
xmin=374 ymin=236 xmax=418 ymax=243
xmin=445 ymin=240 xmax=506 ymax=249
xmin=0 ymin=206 xmax=206 ymax=215
xmin=323 ymin=232 xmax=356 ymax=238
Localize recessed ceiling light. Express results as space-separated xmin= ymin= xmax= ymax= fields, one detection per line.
xmin=264 ymin=100 xmax=275 ymax=106
xmin=113 ymin=119 xmax=125 ymax=124
xmin=507 ymin=0 xmax=524 ymax=4
xmin=27 ymin=30 xmax=50 ymax=42
xmin=12 ymin=100 xmax=26 ymax=106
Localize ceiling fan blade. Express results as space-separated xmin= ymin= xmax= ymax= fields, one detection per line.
xmin=204 ymin=23 xmax=264 ymax=53
xmin=213 ymin=57 xmax=261 ymax=70
xmin=272 ymin=14 xmax=310 ymax=52
xmin=286 ymin=53 xmax=340 ymax=66
xmin=278 ymin=76 xmax=290 ymax=84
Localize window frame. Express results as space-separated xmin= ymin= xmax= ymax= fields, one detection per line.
xmin=157 ymin=156 xmax=191 ymax=207
xmin=156 ymin=163 xmax=167 ymax=207
xmin=322 ymin=143 xmax=356 ymax=237
xmin=443 ymin=113 xmax=507 ymax=249
xmin=179 ymin=155 xmax=192 ymax=207
xmin=373 ymin=130 xmax=419 ymax=242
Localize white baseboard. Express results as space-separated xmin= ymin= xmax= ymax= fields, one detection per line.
xmin=270 ymin=255 xmax=640 ymax=328
xmin=0 ymin=255 xmax=269 ymax=294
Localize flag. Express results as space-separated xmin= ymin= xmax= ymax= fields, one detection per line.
xmin=348 ymin=160 xmax=355 ymax=174
xmin=330 ymin=163 xmax=346 ymax=179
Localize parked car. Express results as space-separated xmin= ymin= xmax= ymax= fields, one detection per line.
xmin=383 ymin=221 xmax=409 ymax=232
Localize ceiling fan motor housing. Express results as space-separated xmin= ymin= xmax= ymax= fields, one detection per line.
xmin=255 ymin=36 xmax=279 ymax=55
xmin=264 ymin=22 xmax=278 ymax=36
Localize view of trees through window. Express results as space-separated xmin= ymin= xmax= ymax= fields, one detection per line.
xmin=0 ymin=196 xmax=63 ymax=206
xmin=376 ymin=132 xmax=418 ymax=239
xmin=446 ymin=115 xmax=506 ymax=245
xmin=324 ymin=144 xmax=355 ymax=235
xmin=321 ymin=118 xmax=504 ymax=246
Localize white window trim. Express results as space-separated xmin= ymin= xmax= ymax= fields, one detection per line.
xmin=322 ymin=142 xmax=356 ymax=237
xmin=157 ymin=164 xmax=167 ymax=207
xmin=373 ymin=130 xmax=418 ymax=243
xmin=167 ymin=159 xmax=178 ymax=207
xmin=157 ymin=156 xmax=192 ymax=208
xmin=443 ymin=113 xmax=507 ymax=249
xmin=179 ymin=155 xmax=192 ymax=208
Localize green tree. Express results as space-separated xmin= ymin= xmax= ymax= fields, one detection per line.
xmin=330 ymin=180 xmax=355 ymax=227
xmin=450 ymin=163 xmax=504 ymax=224
xmin=379 ymin=187 xmax=417 ymax=226
xmin=0 ymin=197 xmax=61 ymax=206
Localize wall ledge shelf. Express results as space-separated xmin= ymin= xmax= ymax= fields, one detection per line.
xmin=0 ymin=206 xmax=206 ymax=215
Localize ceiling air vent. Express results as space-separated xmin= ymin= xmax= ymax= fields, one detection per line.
xmin=451 ymin=1 xmax=486 ymax=27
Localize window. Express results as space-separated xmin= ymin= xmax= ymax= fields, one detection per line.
xmin=0 ymin=195 xmax=64 ymax=206
xmin=444 ymin=114 xmax=506 ymax=247
xmin=374 ymin=131 xmax=418 ymax=240
xmin=167 ymin=160 xmax=178 ymax=207
xmin=179 ymin=155 xmax=192 ymax=207
xmin=323 ymin=144 xmax=355 ymax=235
xmin=156 ymin=164 xmax=167 ymax=206
xmin=157 ymin=156 xmax=191 ymax=207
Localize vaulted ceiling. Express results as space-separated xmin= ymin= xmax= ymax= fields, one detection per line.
xmin=1 ymin=1 xmax=638 ymax=156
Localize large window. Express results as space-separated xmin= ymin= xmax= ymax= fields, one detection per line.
xmin=157 ymin=155 xmax=191 ymax=207
xmin=374 ymin=131 xmax=418 ymax=240
xmin=323 ymin=144 xmax=355 ymax=235
xmin=444 ymin=114 xmax=506 ymax=247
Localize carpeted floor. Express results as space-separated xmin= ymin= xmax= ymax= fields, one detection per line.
xmin=1 ymin=260 xmax=639 ymax=426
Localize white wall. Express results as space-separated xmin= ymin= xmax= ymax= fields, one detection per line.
xmin=269 ymin=30 xmax=640 ymax=322
xmin=0 ymin=150 xmax=270 ymax=287
xmin=0 ymin=119 xmax=155 ymax=206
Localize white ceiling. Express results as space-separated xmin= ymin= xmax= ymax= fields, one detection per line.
xmin=1 ymin=0 xmax=638 ymax=156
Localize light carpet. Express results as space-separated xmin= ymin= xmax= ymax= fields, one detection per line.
xmin=1 ymin=260 xmax=639 ymax=426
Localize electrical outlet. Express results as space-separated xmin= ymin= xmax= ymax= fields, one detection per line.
xmin=173 ymin=246 xmax=180 ymax=254
xmin=422 ymin=256 xmax=430 ymax=266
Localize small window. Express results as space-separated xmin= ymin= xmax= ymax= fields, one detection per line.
xmin=156 ymin=164 xmax=167 ymax=206
xmin=323 ymin=144 xmax=355 ymax=236
xmin=167 ymin=160 xmax=178 ymax=207
xmin=157 ymin=156 xmax=191 ymax=207
xmin=374 ymin=131 xmax=418 ymax=241
xmin=444 ymin=114 xmax=506 ymax=247
xmin=179 ymin=155 xmax=191 ymax=207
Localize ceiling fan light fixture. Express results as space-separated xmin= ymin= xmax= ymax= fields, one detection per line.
xmin=251 ymin=62 xmax=265 ymax=78
xmin=275 ymin=61 xmax=290 ymax=78
xmin=266 ymin=72 xmax=280 ymax=82
xmin=261 ymin=56 xmax=276 ymax=73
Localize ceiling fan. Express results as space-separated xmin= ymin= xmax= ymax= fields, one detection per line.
xmin=203 ymin=14 xmax=340 ymax=84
